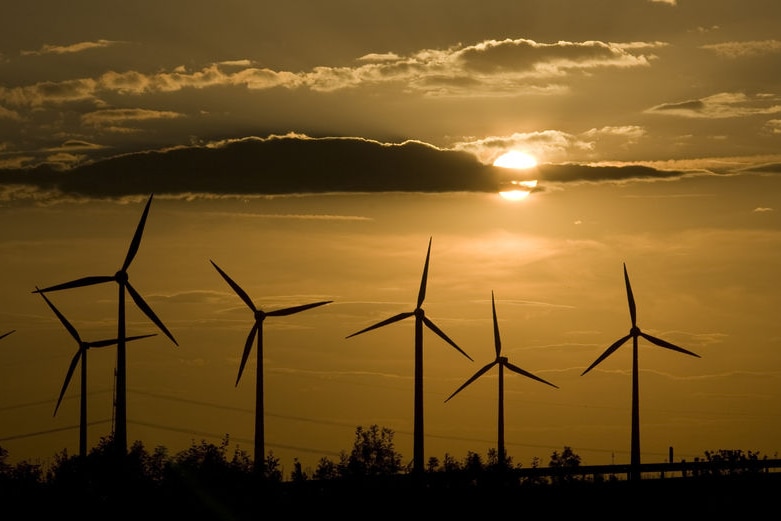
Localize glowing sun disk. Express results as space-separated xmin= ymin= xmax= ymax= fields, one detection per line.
xmin=493 ymin=151 xmax=538 ymax=170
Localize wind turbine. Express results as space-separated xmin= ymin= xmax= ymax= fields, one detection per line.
xmin=37 ymin=288 xmax=156 ymax=457
xmin=33 ymin=194 xmax=178 ymax=455
xmin=581 ymin=262 xmax=700 ymax=481
xmin=210 ymin=259 xmax=332 ymax=474
xmin=0 ymin=330 xmax=14 ymax=341
xmin=346 ymin=237 xmax=473 ymax=476
xmin=445 ymin=291 xmax=558 ymax=468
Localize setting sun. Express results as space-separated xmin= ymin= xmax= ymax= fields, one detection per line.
xmin=499 ymin=179 xmax=538 ymax=200
xmin=493 ymin=150 xmax=538 ymax=170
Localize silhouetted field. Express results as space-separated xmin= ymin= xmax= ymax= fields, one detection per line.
xmin=3 ymin=450 xmax=779 ymax=520
xmin=2 ymin=470 xmax=778 ymax=519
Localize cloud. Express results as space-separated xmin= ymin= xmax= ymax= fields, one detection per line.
xmin=0 ymin=134 xmax=697 ymax=200
xmin=0 ymin=38 xmax=659 ymax=107
xmin=646 ymin=92 xmax=781 ymax=119
xmin=701 ymin=40 xmax=781 ymax=58
xmin=764 ymin=119 xmax=781 ymax=134
xmin=0 ymin=106 xmax=21 ymax=121
xmin=81 ymin=108 xmax=184 ymax=132
xmin=453 ymin=127 xmax=646 ymax=165
xmin=21 ymin=39 xmax=123 ymax=56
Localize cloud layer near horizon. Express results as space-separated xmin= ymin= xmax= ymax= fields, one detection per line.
xmin=0 ymin=134 xmax=710 ymax=200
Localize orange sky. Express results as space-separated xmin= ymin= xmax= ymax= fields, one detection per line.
xmin=2 ymin=173 xmax=781 ymax=473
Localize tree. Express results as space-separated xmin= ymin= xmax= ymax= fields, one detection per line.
xmin=314 ymin=457 xmax=339 ymax=481
xmin=549 ymin=446 xmax=581 ymax=483
xmin=487 ymin=447 xmax=514 ymax=470
xmin=290 ymin=458 xmax=308 ymax=482
xmin=463 ymin=450 xmax=484 ymax=477
xmin=341 ymin=424 xmax=403 ymax=477
xmin=442 ymin=452 xmax=462 ymax=473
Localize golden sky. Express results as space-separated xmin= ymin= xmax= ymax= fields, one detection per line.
xmin=1 ymin=1 xmax=781 ymax=474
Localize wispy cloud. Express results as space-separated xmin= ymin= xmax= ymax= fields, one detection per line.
xmin=21 ymin=39 xmax=124 ymax=56
xmin=646 ymin=92 xmax=781 ymax=119
xmin=701 ymin=40 xmax=781 ymax=58
xmin=81 ymin=108 xmax=183 ymax=133
xmin=0 ymin=38 xmax=660 ymax=108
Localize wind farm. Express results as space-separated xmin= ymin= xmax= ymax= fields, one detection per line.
xmin=0 ymin=192 xmax=770 ymax=483
xmin=31 ymin=194 xmax=178 ymax=455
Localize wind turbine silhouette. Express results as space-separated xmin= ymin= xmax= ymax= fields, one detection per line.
xmin=445 ymin=291 xmax=558 ymax=468
xmin=346 ymin=237 xmax=473 ymax=476
xmin=0 ymin=330 xmax=14 ymax=341
xmin=581 ymin=262 xmax=700 ymax=481
xmin=210 ymin=259 xmax=332 ymax=474
xmin=33 ymin=194 xmax=178 ymax=455
xmin=37 ymin=288 xmax=156 ymax=457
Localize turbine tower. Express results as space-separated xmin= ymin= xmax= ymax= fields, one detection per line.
xmin=210 ymin=259 xmax=332 ymax=474
xmin=581 ymin=263 xmax=700 ymax=480
xmin=37 ymin=288 xmax=155 ymax=457
xmin=34 ymin=194 xmax=178 ymax=455
xmin=445 ymin=291 xmax=557 ymax=468
xmin=346 ymin=237 xmax=472 ymax=475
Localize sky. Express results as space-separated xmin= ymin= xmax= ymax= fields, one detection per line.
xmin=2 ymin=1 xmax=781 ymax=475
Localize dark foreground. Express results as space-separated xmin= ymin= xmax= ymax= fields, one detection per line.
xmin=3 ymin=471 xmax=778 ymax=520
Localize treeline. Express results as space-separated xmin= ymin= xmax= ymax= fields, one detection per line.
xmin=0 ymin=425 xmax=776 ymax=519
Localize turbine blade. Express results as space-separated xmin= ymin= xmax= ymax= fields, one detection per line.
xmin=88 ymin=333 xmax=157 ymax=348
xmin=444 ymin=361 xmax=497 ymax=402
xmin=491 ymin=291 xmax=501 ymax=357
xmin=0 ymin=330 xmax=14 ymax=340
xmin=581 ymin=334 xmax=632 ymax=376
xmin=345 ymin=312 xmax=414 ymax=338
xmin=88 ymin=338 xmax=122 ymax=348
xmin=422 ymin=316 xmax=473 ymax=361
xmin=416 ymin=237 xmax=432 ymax=308
xmin=210 ymin=260 xmax=257 ymax=312
xmin=623 ymin=263 xmax=637 ymax=327
xmin=36 ymin=288 xmax=81 ymax=344
xmin=267 ymin=300 xmax=332 ymax=317
xmin=125 ymin=282 xmax=178 ymax=346
xmin=505 ymin=360 xmax=559 ymax=388
xmin=54 ymin=350 xmax=82 ymax=416
xmin=122 ymin=194 xmax=153 ymax=271
xmin=33 ymin=275 xmax=114 ymax=293
xmin=236 ymin=325 xmax=257 ymax=386
xmin=125 ymin=333 xmax=158 ymax=342
xmin=640 ymin=332 xmax=701 ymax=358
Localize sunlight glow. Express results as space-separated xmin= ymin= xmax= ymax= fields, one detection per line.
xmin=499 ymin=180 xmax=538 ymax=201
xmin=493 ymin=150 xmax=538 ymax=170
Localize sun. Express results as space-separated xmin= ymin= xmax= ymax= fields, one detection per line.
xmin=499 ymin=180 xmax=538 ymax=201
xmin=493 ymin=150 xmax=538 ymax=170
